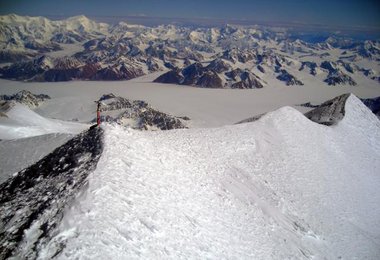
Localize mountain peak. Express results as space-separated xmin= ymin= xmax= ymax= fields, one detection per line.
xmin=66 ymin=15 xmax=90 ymax=22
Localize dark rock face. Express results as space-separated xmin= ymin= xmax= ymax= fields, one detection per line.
xmin=324 ymin=71 xmax=357 ymax=86
xmin=40 ymin=68 xmax=80 ymax=81
xmin=304 ymin=94 xmax=350 ymax=125
xmin=230 ymin=71 xmax=264 ymax=89
xmin=0 ymin=127 xmax=104 ymax=259
xmin=298 ymin=102 xmax=319 ymax=108
xmin=79 ymin=63 xmax=102 ymax=79
xmin=321 ymin=61 xmax=357 ymax=86
xmin=153 ymin=69 xmax=184 ymax=84
xmin=182 ymin=62 xmax=205 ymax=85
xmin=257 ymin=65 xmax=265 ymax=73
xmin=299 ymin=62 xmax=318 ymax=76
xmin=338 ymin=61 xmax=356 ymax=74
xmin=320 ymin=61 xmax=338 ymax=73
xmin=0 ymin=90 xmax=50 ymax=108
xmin=196 ymin=70 xmax=224 ymax=88
xmin=225 ymin=68 xmax=244 ymax=80
xmin=124 ymin=108 xmax=186 ymax=130
xmin=235 ymin=113 xmax=266 ymax=124
xmin=206 ymin=58 xmax=231 ymax=73
xmin=300 ymin=95 xmax=380 ymax=120
xmin=276 ymin=69 xmax=304 ymax=86
xmin=361 ymin=96 xmax=380 ymax=118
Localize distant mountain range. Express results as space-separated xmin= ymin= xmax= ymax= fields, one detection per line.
xmin=0 ymin=14 xmax=379 ymax=88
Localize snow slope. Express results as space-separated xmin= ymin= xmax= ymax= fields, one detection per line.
xmin=44 ymin=94 xmax=380 ymax=259
xmin=0 ymin=102 xmax=89 ymax=139
xmin=0 ymin=133 xmax=74 ymax=184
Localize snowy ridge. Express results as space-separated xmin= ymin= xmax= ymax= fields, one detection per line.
xmin=38 ymin=94 xmax=380 ymax=259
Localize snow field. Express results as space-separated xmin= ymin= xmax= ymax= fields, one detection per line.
xmin=0 ymin=103 xmax=89 ymax=139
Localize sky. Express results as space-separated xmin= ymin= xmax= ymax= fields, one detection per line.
xmin=0 ymin=0 xmax=379 ymax=29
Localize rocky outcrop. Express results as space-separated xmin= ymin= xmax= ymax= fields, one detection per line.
xmin=196 ymin=70 xmax=224 ymax=88
xmin=299 ymin=62 xmax=318 ymax=76
xmin=300 ymin=95 xmax=380 ymax=120
xmin=206 ymin=58 xmax=231 ymax=73
xmin=324 ymin=71 xmax=357 ymax=86
xmin=257 ymin=65 xmax=265 ymax=73
xmin=361 ymin=96 xmax=380 ymax=118
xmin=235 ymin=113 xmax=266 ymax=124
xmin=321 ymin=61 xmax=357 ymax=86
xmin=96 ymin=94 xmax=187 ymax=130
xmin=181 ymin=62 xmax=205 ymax=85
xmin=0 ymin=90 xmax=50 ymax=108
xmin=304 ymin=94 xmax=350 ymax=125
xmin=276 ymin=69 xmax=304 ymax=86
xmin=229 ymin=70 xmax=264 ymax=89
xmin=153 ymin=69 xmax=184 ymax=84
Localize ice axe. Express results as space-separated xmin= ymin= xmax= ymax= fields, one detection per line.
xmin=94 ymin=101 xmax=102 ymax=126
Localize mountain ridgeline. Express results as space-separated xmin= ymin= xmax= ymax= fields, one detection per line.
xmin=0 ymin=14 xmax=379 ymax=88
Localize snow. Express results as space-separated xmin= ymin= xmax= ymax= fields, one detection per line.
xmin=0 ymin=102 xmax=89 ymax=139
xmin=44 ymin=94 xmax=380 ymax=259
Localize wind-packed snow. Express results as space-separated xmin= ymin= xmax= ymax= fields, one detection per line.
xmin=0 ymin=102 xmax=89 ymax=139
xmin=43 ymin=94 xmax=380 ymax=259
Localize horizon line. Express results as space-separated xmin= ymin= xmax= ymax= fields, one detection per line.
xmin=2 ymin=12 xmax=380 ymax=34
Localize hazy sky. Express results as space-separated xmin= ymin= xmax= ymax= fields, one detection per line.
xmin=0 ymin=0 xmax=379 ymax=28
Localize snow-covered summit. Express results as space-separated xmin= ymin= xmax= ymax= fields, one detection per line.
xmin=1 ymin=93 xmax=378 ymax=259
xmin=46 ymin=94 xmax=379 ymax=259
